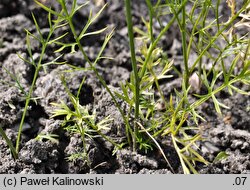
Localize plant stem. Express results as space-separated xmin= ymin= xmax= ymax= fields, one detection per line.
xmin=125 ymin=0 xmax=140 ymax=151
xmin=16 ymin=16 xmax=55 ymax=153
xmin=16 ymin=50 xmax=42 ymax=154
xmin=181 ymin=4 xmax=189 ymax=88
xmin=0 ymin=125 xmax=18 ymax=159
xmin=145 ymin=0 xmax=154 ymax=42
xmin=16 ymin=65 xmax=42 ymax=153
xmin=198 ymin=3 xmax=208 ymax=77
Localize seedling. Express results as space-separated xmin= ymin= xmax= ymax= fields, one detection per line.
xmin=51 ymin=76 xmax=119 ymax=161
xmin=123 ymin=0 xmax=250 ymax=173
xmin=0 ymin=0 xmax=249 ymax=174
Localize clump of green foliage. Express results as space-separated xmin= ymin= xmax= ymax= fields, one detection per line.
xmin=50 ymin=76 xmax=119 ymax=161
xmin=42 ymin=0 xmax=250 ymax=173
xmin=0 ymin=0 xmax=249 ymax=174
xmin=122 ymin=0 xmax=250 ymax=173
xmin=1 ymin=2 xmax=71 ymax=158
xmin=1 ymin=0 xmax=121 ymax=160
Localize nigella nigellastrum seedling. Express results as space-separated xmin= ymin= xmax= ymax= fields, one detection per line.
xmin=0 ymin=0 xmax=249 ymax=174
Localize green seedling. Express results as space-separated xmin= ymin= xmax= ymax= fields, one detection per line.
xmin=123 ymin=0 xmax=250 ymax=173
xmin=47 ymin=0 xmax=250 ymax=173
xmin=51 ymin=76 xmax=119 ymax=162
xmin=1 ymin=0 xmax=249 ymax=174
xmin=0 ymin=8 xmax=69 ymax=158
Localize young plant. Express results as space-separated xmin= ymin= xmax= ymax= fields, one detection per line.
xmin=35 ymin=0 xmax=127 ymax=161
xmin=36 ymin=0 xmax=134 ymax=149
xmin=0 ymin=9 xmax=69 ymax=158
xmin=0 ymin=0 xmax=124 ymax=160
xmin=50 ymin=80 xmax=117 ymax=161
xmin=123 ymin=0 xmax=250 ymax=173
xmin=1 ymin=0 xmax=248 ymax=174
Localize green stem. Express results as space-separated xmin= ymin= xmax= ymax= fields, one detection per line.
xmin=181 ymin=4 xmax=189 ymax=88
xmin=125 ymin=0 xmax=140 ymax=151
xmin=145 ymin=0 xmax=155 ymax=42
xmin=16 ymin=17 xmax=56 ymax=153
xmin=16 ymin=58 xmax=42 ymax=153
xmin=198 ymin=5 xmax=208 ymax=77
xmin=0 ymin=126 xmax=18 ymax=159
